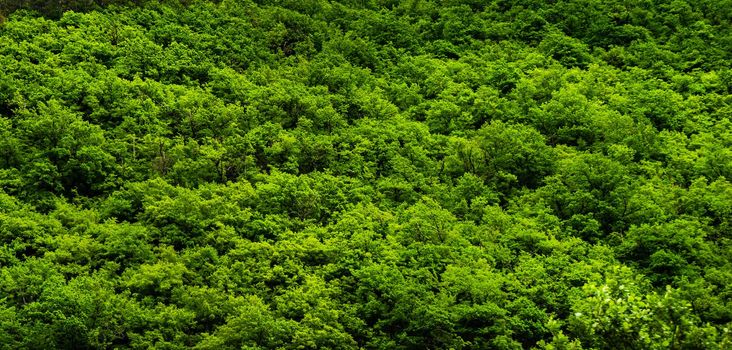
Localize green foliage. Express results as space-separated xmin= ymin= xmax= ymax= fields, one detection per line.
xmin=0 ymin=0 xmax=731 ymax=348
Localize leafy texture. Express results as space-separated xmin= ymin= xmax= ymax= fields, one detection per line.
xmin=0 ymin=0 xmax=731 ymax=349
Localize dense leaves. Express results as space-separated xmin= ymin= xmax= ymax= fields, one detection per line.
xmin=1 ymin=0 xmax=731 ymax=348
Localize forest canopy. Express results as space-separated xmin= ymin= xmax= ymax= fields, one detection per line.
xmin=0 ymin=0 xmax=731 ymax=349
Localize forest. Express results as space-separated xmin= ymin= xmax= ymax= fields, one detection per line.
xmin=0 ymin=0 xmax=731 ymax=348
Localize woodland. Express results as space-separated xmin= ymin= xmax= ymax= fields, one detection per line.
xmin=0 ymin=0 xmax=731 ymax=349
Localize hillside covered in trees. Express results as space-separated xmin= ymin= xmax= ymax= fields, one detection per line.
xmin=1 ymin=0 xmax=731 ymax=348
